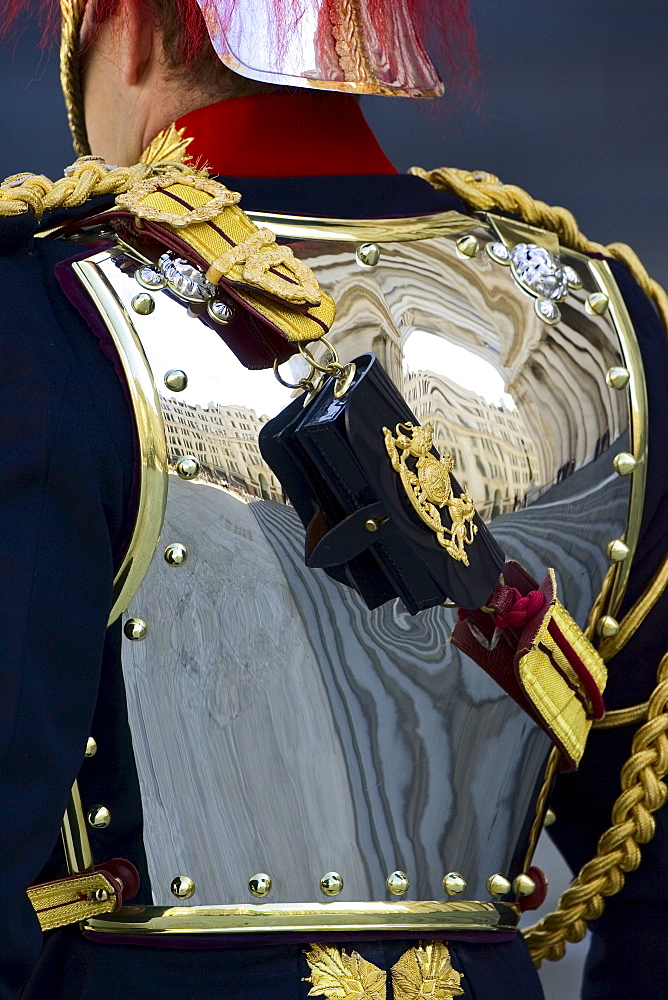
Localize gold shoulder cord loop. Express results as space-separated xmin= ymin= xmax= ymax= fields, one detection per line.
xmin=593 ymin=701 xmax=648 ymax=729
xmin=411 ymin=164 xmax=668 ymax=968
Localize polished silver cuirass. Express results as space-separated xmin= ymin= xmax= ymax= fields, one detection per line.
xmin=72 ymin=206 xmax=645 ymax=934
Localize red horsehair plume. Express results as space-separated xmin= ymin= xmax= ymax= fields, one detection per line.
xmin=0 ymin=0 xmax=477 ymax=95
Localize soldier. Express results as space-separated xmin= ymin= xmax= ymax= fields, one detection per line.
xmin=1 ymin=2 xmax=667 ymax=999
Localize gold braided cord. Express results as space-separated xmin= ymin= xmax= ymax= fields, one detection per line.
xmin=59 ymin=0 xmax=88 ymax=156
xmin=328 ymin=0 xmax=378 ymax=86
xmin=522 ymin=652 xmax=668 ymax=965
xmin=0 ymin=153 xmax=196 ymax=221
xmin=593 ymin=701 xmax=649 ymax=730
xmin=409 ymin=166 xmax=668 ymax=333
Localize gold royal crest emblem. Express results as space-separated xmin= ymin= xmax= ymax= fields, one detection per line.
xmin=383 ymin=422 xmax=477 ymax=566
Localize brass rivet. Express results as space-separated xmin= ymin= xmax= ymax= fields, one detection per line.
xmin=164 ymin=542 xmax=188 ymax=566
xmin=512 ymin=873 xmax=536 ymax=897
xmin=207 ymin=298 xmax=238 ymax=325
xmin=356 ymin=243 xmax=381 ymax=268
xmin=248 ymin=873 xmax=273 ymax=898
xmin=87 ymin=805 xmax=111 ymax=829
xmin=597 ymin=615 xmax=620 ymax=638
xmin=320 ymin=871 xmax=344 ymax=896
xmin=513 ymin=872 xmax=536 ymax=896
xmin=486 ymin=873 xmax=511 ymax=897
xmin=123 ymin=618 xmax=148 ymax=641
xmin=171 ymin=875 xmax=196 ymax=899
xmin=176 ymin=456 xmax=199 ymax=480
xmin=456 ymin=235 xmax=479 ymax=259
xmin=85 ymin=736 xmax=98 ymax=758
xmin=386 ymin=871 xmax=410 ymax=896
xmin=442 ymin=872 xmax=467 ymax=896
xmin=586 ymin=292 xmax=609 ymax=315
xmin=365 ymin=517 xmax=388 ymax=532
xmin=613 ymin=452 xmax=637 ymax=476
xmin=165 ymin=369 xmax=188 ymax=392
xmin=544 ymin=808 xmax=556 ymax=827
xmin=131 ymin=292 xmax=155 ymax=315
xmin=606 ymin=366 xmax=630 ymax=390
xmin=607 ymin=539 xmax=630 ymax=563
xmin=93 ymin=888 xmax=109 ymax=903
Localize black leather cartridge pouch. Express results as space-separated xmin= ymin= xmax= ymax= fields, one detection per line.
xmin=259 ymin=353 xmax=504 ymax=614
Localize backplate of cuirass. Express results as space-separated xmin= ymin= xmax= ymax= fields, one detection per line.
xmin=66 ymin=208 xmax=646 ymax=936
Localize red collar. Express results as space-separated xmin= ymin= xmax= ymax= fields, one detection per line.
xmin=175 ymin=92 xmax=397 ymax=177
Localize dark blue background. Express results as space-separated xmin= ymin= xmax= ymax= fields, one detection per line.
xmin=2 ymin=0 xmax=667 ymax=286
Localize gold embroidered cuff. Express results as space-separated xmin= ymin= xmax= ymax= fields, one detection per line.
xmin=27 ymin=871 xmax=118 ymax=932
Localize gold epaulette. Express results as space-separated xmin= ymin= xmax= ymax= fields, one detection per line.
xmin=113 ymin=169 xmax=334 ymax=342
xmin=0 ymin=124 xmax=333 ymax=343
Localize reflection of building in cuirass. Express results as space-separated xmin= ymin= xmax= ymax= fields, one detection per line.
xmin=311 ymin=236 xmax=626 ymax=499
xmin=161 ymin=396 xmax=284 ymax=501
xmin=504 ymin=311 xmax=625 ymax=488
xmin=404 ymin=370 xmax=539 ymax=520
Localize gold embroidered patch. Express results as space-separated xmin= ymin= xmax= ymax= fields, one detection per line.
xmin=304 ymin=943 xmax=386 ymax=1000
xmin=115 ymin=171 xmax=241 ymax=226
xmin=303 ymin=942 xmax=464 ymax=1000
xmin=383 ymin=422 xmax=477 ymax=565
xmin=27 ymin=871 xmax=118 ymax=931
xmin=391 ymin=942 xmax=464 ymax=1000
